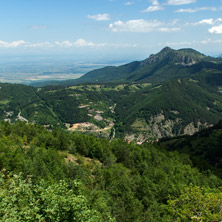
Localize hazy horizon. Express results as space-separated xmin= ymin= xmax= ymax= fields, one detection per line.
xmin=0 ymin=0 xmax=222 ymax=59
xmin=0 ymin=45 xmax=221 ymax=84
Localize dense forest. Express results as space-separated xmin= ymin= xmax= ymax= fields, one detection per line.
xmin=1 ymin=74 xmax=222 ymax=141
xmin=1 ymin=121 xmax=222 ymax=221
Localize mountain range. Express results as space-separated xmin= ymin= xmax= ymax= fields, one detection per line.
xmin=1 ymin=47 xmax=222 ymax=141
xmin=57 ymin=46 xmax=221 ymax=86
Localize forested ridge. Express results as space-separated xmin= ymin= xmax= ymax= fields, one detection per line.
xmin=1 ymin=74 xmax=222 ymax=141
xmin=67 ymin=47 xmax=222 ymax=85
xmin=1 ymin=121 xmax=222 ymax=221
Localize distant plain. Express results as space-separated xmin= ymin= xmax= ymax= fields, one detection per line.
xmin=0 ymin=56 xmax=126 ymax=84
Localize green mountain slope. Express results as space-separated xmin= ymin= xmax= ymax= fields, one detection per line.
xmin=79 ymin=61 xmax=140 ymax=83
xmin=1 ymin=67 xmax=222 ymax=141
xmin=0 ymin=121 xmax=222 ymax=221
xmin=114 ymin=75 xmax=222 ymax=140
xmin=73 ymin=47 xmax=222 ymax=84
xmin=0 ymin=83 xmax=62 ymax=125
xmin=159 ymin=120 xmax=222 ymax=177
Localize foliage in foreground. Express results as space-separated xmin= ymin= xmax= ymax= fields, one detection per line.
xmin=165 ymin=184 xmax=222 ymax=222
xmin=0 ymin=170 xmax=110 ymax=222
xmin=0 ymin=121 xmax=222 ymax=221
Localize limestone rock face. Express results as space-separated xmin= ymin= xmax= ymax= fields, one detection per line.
xmin=140 ymin=46 xmax=204 ymax=67
xmin=126 ymin=113 xmax=212 ymax=142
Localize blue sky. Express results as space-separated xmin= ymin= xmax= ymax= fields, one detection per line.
xmin=0 ymin=0 xmax=222 ymax=59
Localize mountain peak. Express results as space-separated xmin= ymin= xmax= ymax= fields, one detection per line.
xmin=160 ymin=46 xmax=173 ymax=53
xmin=73 ymin=47 xmax=217 ymax=86
xmin=142 ymin=47 xmax=205 ymax=66
xmin=141 ymin=47 xmax=174 ymax=66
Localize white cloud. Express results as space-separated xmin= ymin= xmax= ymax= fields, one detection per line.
xmin=73 ymin=39 xmax=95 ymax=47
xmin=55 ymin=39 xmax=106 ymax=47
xmin=217 ymin=18 xmax=222 ymax=22
xmin=109 ymin=19 xmax=162 ymax=32
xmin=109 ymin=19 xmax=181 ymax=32
xmin=0 ymin=40 xmax=55 ymax=48
xmin=176 ymin=7 xmax=218 ymax=13
xmin=142 ymin=5 xmax=164 ymax=12
xmin=197 ymin=19 xmax=214 ymax=25
xmin=209 ymin=25 xmax=222 ymax=34
xmin=142 ymin=0 xmax=164 ymax=12
xmin=25 ymin=42 xmax=53 ymax=48
xmin=161 ymin=41 xmax=195 ymax=46
xmin=176 ymin=8 xmax=195 ymax=12
xmin=0 ymin=40 xmax=26 ymax=48
xmin=87 ymin=14 xmax=110 ymax=21
xmin=158 ymin=27 xmax=181 ymax=32
xmin=199 ymin=39 xmax=222 ymax=44
xmin=196 ymin=18 xmax=222 ymax=24
xmin=124 ymin=1 xmax=134 ymax=5
xmin=55 ymin=40 xmax=73 ymax=47
xmin=187 ymin=18 xmax=222 ymax=26
xmin=160 ymin=39 xmax=222 ymax=47
xmin=110 ymin=43 xmax=138 ymax=47
xmin=0 ymin=39 xmax=141 ymax=49
xmin=152 ymin=0 xmax=160 ymax=4
xmin=167 ymin=0 xmax=196 ymax=5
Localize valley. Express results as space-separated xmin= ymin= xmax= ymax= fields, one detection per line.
xmin=0 ymin=47 xmax=222 ymax=142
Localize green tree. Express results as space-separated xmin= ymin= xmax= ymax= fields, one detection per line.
xmin=0 ymin=170 xmax=114 ymax=222
xmin=165 ymin=184 xmax=222 ymax=221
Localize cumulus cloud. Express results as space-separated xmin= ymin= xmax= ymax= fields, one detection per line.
xmin=142 ymin=0 xmax=164 ymax=12
xmin=159 ymin=41 xmax=195 ymax=47
xmin=25 ymin=42 xmax=53 ymax=48
xmin=109 ymin=19 xmax=181 ymax=32
xmin=0 ymin=40 xmax=26 ymax=48
xmin=54 ymin=40 xmax=139 ymax=48
xmin=55 ymin=39 xmax=106 ymax=47
xmin=191 ymin=18 xmax=222 ymax=34
xmin=200 ymin=39 xmax=222 ymax=44
xmin=193 ymin=18 xmax=222 ymax=25
xmin=0 ymin=39 xmax=141 ymax=49
xmin=55 ymin=40 xmax=73 ymax=47
xmin=110 ymin=43 xmax=138 ymax=47
xmin=209 ymin=25 xmax=222 ymax=34
xmin=87 ymin=14 xmax=110 ymax=21
xmin=167 ymin=0 xmax=196 ymax=5
xmin=74 ymin=39 xmax=96 ymax=47
xmin=158 ymin=27 xmax=181 ymax=32
xmin=160 ymin=38 xmax=222 ymax=47
xmin=109 ymin=19 xmax=162 ymax=32
xmin=176 ymin=7 xmax=218 ymax=13
xmin=124 ymin=1 xmax=134 ymax=5
xmin=197 ymin=19 xmax=214 ymax=25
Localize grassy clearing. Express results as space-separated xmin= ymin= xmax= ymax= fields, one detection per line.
xmin=0 ymin=100 xmax=10 ymax=105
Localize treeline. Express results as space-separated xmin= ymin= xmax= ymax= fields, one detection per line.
xmin=1 ymin=121 xmax=222 ymax=221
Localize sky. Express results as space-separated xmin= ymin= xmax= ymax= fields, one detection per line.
xmin=0 ymin=0 xmax=222 ymax=60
